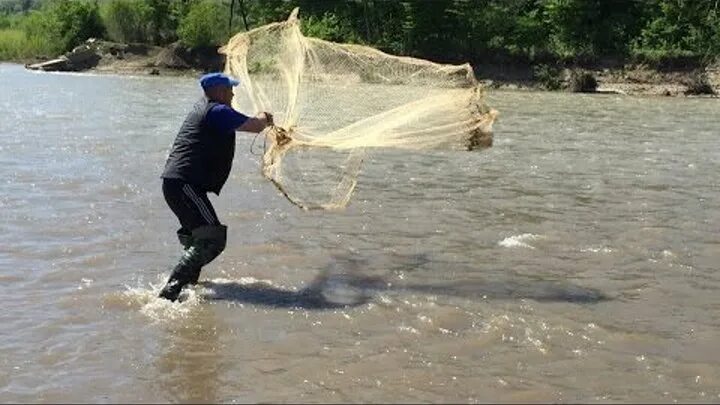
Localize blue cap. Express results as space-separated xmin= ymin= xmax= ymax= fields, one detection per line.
xmin=199 ymin=72 xmax=240 ymax=90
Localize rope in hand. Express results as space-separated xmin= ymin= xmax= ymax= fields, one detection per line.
xmin=249 ymin=130 xmax=266 ymax=156
xmin=249 ymin=125 xmax=293 ymax=156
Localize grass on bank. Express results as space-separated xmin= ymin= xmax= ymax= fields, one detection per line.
xmin=0 ymin=28 xmax=55 ymax=61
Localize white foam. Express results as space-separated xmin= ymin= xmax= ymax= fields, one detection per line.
xmin=118 ymin=275 xmax=204 ymax=322
xmin=580 ymin=246 xmax=614 ymax=254
xmin=206 ymin=276 xmax=276 ymax=286
xmin=77 ymin=278 xmax=94 ymax=290
xmin=498 ymin=233 xmax=542 ymax=249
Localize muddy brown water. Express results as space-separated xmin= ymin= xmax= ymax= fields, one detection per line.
xmin=1 ymin=63 xmax=719 ymax=403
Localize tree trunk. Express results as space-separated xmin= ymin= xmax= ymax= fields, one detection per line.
xmin=239 ymin=0 xmax=250 ymax=31
xmin=228 ymin=0 xmax=235 ymax=34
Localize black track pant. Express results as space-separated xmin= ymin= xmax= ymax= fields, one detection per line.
xmin=160 ymin=178 xmax=227 ymax=301
xmin=162 ymin=178 xmax=221 ymax=235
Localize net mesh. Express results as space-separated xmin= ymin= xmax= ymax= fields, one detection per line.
xmin=220 ymin=8 xmax=497 ymax=210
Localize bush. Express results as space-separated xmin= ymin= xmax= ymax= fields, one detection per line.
xmin=145 ymin=0 xmax=180 ymax=45
xmin=533 ymin=64 xmax=563 ymax=90
xmin=177 ymin=0 xmax=225 ymax=48
xmin=569 ymin=70 xmax=598 ymax=92
xmin=21 ymin=9 xmax=62 ymax=55
xmin=684 ymin=74 xmax=716 ymax=95
xmin=101 ymin=0 xmax=152 ymax=44
xmin=22 ymin=0 xmax=104 ymax=54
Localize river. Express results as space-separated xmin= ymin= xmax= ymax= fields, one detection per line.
xmin=1 ymin=63 xmax=719 ymax=403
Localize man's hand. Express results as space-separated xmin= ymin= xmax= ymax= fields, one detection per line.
xmin=263 ymin=112 xmax=274 ymax=127
xmin=237 ymin=111 xmax=274 ymax=133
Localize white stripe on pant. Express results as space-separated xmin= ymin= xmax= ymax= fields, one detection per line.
xmin=183 ymin=184 xmax=215 ymax=224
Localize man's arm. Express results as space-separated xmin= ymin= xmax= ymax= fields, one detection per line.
xmin=238 ymin=112 xmax=273 ymax=133
xmin=206 ymin=105 xmax=272 ymax=134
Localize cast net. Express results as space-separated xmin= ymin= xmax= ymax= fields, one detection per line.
xmin=220 ymin=8 xmax=497 ymax=210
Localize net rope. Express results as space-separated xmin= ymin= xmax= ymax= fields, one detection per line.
xmin=220 ymin=8 xmax=497 ymax=210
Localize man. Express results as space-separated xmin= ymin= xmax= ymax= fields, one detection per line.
xmin=159 ymin=72 xmax=273 ymax=301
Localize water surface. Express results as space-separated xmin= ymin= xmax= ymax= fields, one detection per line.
xmin=1 ymin=63 xmax=719 ymax=403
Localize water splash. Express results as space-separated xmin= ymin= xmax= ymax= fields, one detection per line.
xmin=115 ymin=274 xmax=204 ymax=322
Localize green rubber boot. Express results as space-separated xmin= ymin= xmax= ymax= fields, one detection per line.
xmin=159 ymin=225 xmax=227 ymax=301
xmin=176 ymin=229 xmax=201 ymax=285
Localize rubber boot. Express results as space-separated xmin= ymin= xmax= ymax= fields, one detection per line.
xmin=177 ymin=228 xmax=193 ymax=249
xmin=159 ymin=225 xmax=227 ymax=301
xmin=187 ymin=225 xmax=227 ymax=285
xmin=176 ymin=228 xmax=201 ymax=284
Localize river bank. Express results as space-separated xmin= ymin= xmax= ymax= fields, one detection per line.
xmin=476 ymin=58 xmax=720 ymax=97
xmin=12 ymin=38 xmax=720 ymax=97
xmin=20 ymin=39 xmax=224 ymax=78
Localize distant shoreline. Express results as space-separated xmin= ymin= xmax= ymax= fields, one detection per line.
xmin=480 ymin=65 xmax=720 ymax=98
xmin=8 ymin=40 xmax=719 ymax=98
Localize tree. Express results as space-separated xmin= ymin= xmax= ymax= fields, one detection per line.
xmin=101 ymin=0 xmax=152 ymax=43
xmin=177 ymin=0 xmax=226 ymax=47
xmin=635 ymin=0 xmax=720 ymax=60
xmin=542 ymin=0 xmax=645 ymax=59
xmin=23 ymin=0 xmax=104 ymax=53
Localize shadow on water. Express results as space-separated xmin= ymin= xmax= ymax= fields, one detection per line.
xmin=199 ymin=277 xmax=373 ymax=309
xmin=402 ymin=280 xmax=608 ymax=304
xmin=199 ymin=255 xmax=609 ymax=309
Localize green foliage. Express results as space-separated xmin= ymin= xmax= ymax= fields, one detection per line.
xmin=22 ymin=0 xmax=104 ymax=54
xmin=248 ymin=59 xmax=276 ymax=74
xmin=0 ymin=27 xmax=53 ymax=60
xmin=1 ymin=0 xmax=719 ymax=69
xmin=101 ymin=0 xmax=152 ymax=43
xmin=533 ymin=64 xmax=563 ymax=90
xmin=145 ymin=0 xmax=176 ymax=44
xmin=0 ymin=13 xmax=17 ymax=29
xmin=0 ymin=0 xmax=39 ymax=14
xmin=511 ymin=8 xmax=550 ymax=59
xmin=177 ymin=0 xmax=226 ymax=47
xmin=101 ymin=0 xmax=185 ymax=45
xmin=541 ymin=0 xmax=646 ymax=59
xmin=634 ymin=1 xmax=720 ymax=61
xmin=224 ymin=0 xmax=720 ymax=65
xmin=301 ymin=12 xmax=359 ymax=43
